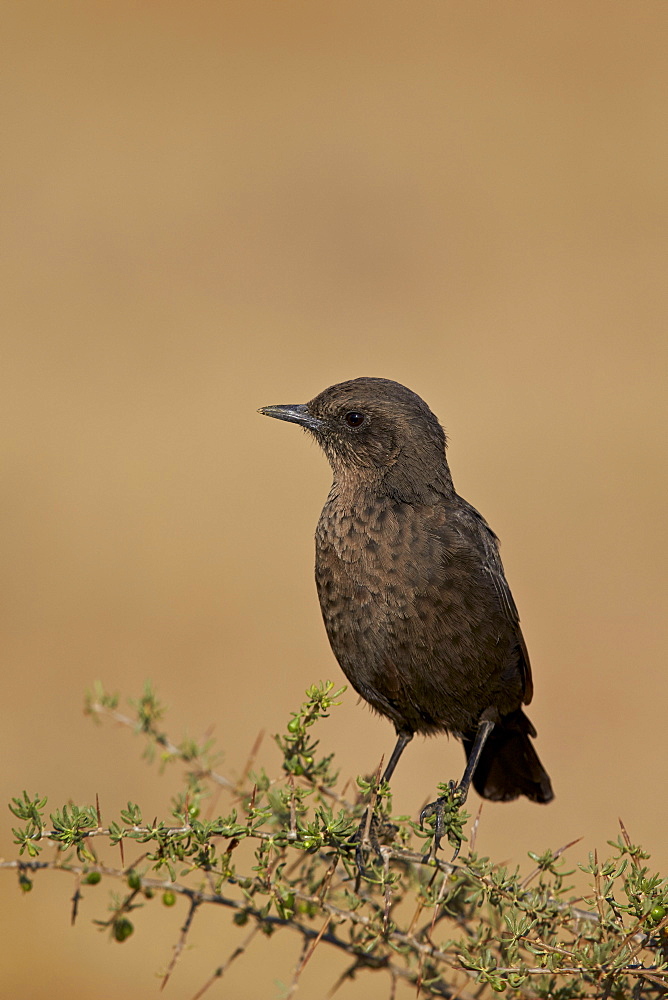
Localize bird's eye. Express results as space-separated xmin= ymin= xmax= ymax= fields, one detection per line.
xmin=344 ymin=411 xmax=365 ymax=428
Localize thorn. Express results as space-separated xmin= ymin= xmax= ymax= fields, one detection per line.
xmin=241 ymin=729 xmax=266 ymax=788
xmin=70 ymin=873 xmax=82 ymax=926
xmin=469 ymin=800 xmax=483 ymax=854
xmin=288 ymin=773 xmax=297 ymax=839
xmin=619 ymin=817 xmax=632 ymax=850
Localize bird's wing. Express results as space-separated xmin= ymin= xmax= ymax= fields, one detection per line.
xmin=453 ymin=497 xmax=534 ymax=705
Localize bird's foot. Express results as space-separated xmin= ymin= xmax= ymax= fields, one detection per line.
xmin=419 ymin=781 xmax=468 ymax=862
xmin=351 ymin=809 xmax=398 ymax=881
xmin=353 ymin=808 xmax=381 ymax=877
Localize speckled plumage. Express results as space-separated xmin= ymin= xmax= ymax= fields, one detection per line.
xmin=260 ymin=378 xmax=553 ymax=804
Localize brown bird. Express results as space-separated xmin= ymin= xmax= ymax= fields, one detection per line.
xmin=259 ymin=377 xmax=553 ymax=835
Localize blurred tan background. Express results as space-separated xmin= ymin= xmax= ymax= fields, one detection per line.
xmin=1 ymin=1 xmax=666 ymax=997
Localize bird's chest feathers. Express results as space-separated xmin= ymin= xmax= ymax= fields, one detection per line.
xmin=315 ymin=495 xmax=444 ymax=598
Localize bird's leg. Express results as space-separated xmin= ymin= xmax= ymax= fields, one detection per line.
xmin=381 ymin=730 xmax=414 ymax=784
xmin=453 ymin=718 xmax=495 ymax=804
xmin=420 ymin=719 xmax=494 ymax=861
xmin=354 ymin=731 xmax=413 ymax=875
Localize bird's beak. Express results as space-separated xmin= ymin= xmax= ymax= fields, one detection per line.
xmin=258 ymin=403 xmax=323 ymax=433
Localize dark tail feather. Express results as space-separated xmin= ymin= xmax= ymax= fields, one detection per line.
xmin=463 ymin=710 xmax=554 ymax=803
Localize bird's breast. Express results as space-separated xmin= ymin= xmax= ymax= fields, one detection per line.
xmin=315 ymin=496 xmax=451 ymax=604
xmin=313 ymin=494 xmax=524 ymax=734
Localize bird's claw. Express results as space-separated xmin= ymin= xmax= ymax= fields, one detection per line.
xmin=348 ymin=808 xmax=382 ymax=880
xmin=354 ymin=811 xmax=381 ymax=877
xmin=351 ymin=809 xmax=398 ymax=880
xmin=419 ymin=780 xmax=465 ymax=862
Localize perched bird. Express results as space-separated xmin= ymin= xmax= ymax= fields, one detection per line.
xmin=259 ymin=378 xmax=553 ymax=825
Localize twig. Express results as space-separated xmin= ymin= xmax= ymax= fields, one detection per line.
xmin=190 ymin=924 xmax=261 ymax=1000
xmin=285 ymin=913 xmax=333 ymax=997
xmin=161 ymin=894 xmax=201 ymax=990
xmin=520 ymin=836 xmax=582 ymax=889
xmin=87 ymin=700 xmax=236 ymax=790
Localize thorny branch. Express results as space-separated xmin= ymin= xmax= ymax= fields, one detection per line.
xmin=4 ymin=681 xmax=668 ymax=999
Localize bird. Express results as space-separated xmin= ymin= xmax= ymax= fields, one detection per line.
xmin=258 ymin=377 xmax=553 ymax=846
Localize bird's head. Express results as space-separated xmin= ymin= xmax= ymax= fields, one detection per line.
xmin=259 ymin=378 xmax=450 ymax=493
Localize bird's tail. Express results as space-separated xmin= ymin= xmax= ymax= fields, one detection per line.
xmin=463 ymin=710 xmax=554 ymax=803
